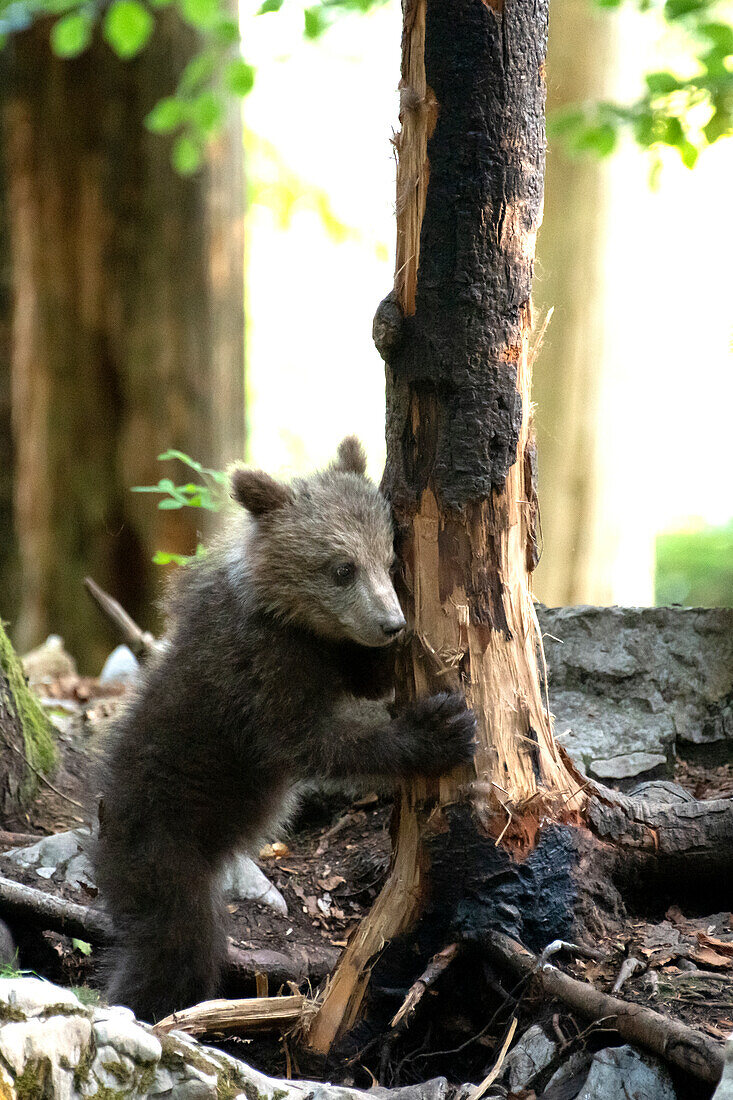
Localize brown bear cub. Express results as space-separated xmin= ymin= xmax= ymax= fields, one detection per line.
xmin=95 ymin=437 xmax=476 ymax=1022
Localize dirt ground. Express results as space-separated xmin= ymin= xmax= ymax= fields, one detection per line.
xmin=3 ymin=673 xmax=733 ymax=1090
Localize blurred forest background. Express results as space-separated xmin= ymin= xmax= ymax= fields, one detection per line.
xmin=0 ymin=0 xmax=731 ymax=672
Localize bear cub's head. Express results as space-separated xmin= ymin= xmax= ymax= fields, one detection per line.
xmin=230 ymin=436 xmax=406 ymax=648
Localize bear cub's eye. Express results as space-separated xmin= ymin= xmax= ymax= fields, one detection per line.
xmin=334 ymin=562 xmax=356 ymax=586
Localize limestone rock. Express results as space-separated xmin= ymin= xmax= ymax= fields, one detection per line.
xmin=501 ymin=1023 xmax=556 ymax=1091
xmin=100 ymin=645 xmax=140 ymax=685
xmin=539 ymin=605 xmax=733 ymax=780
xmin=21 ymin=635 xmax=77 ymax=686
xmin=6 ymin=828 xmax=95 ymax=890
xmin=220 ymin=852 xmax=288 ymax=916
xmin=0 ymin=976 xmax=459 ymax=1100
xmin=712 ymin=1034 xmax=733 ymax=1100
xmin=575 ymin=1045 xmax=677 ymax=1099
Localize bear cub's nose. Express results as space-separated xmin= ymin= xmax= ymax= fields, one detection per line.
xmin=381 ymin=615 xmax=406 ymax=638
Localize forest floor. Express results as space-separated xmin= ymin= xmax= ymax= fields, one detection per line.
xmin=2 ymin=671 xmax=733 ymax=1092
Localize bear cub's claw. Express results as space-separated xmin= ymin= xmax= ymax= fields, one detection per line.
xmin=402 ymin=691 xmax=477 ymax=774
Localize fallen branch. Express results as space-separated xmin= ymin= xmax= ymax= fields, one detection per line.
xmin=155 ymin=993 xmax=306 ymax=1037
xmin=228 ymin=943 xmax=340 ymax=989
xmin=0 ymin=875 xmax=338 ymax=990
xmin=483 ymin=930 xmax=724 ymax=1085
xmin=0 ymin=830 xmax=46 ymax=847
xmin=84 ymin=577 xmax=160 ymax=661
xmin=0 ymin=874 xmax=111 ymax=942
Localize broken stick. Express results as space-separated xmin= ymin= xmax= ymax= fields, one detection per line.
xmin=155 ymin=993 xmax=306 ymax=1037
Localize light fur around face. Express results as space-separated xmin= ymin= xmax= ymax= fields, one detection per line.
xmin=228 ymin=439 xmax=404 ymax=647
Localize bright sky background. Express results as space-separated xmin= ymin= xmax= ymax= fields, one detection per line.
xmin=240 ymin=0 xmax=732 ymax=604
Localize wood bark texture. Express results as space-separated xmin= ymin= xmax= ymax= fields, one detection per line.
xmin=0 ymin=16 xmax=245 ymax=669
xmin=0 ymin=622 xmax=56 ymax=819
xmin=305 ymin=0 xmax=582 ymax=1055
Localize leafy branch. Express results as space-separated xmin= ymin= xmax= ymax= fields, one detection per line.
xmin=0 ymin=0 xmax=386 ymax=173
xmin=552 ymin=0 xmax=733 ymax=163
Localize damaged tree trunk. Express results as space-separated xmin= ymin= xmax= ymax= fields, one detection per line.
xmin=304 ymin=0 xmax=733 ymax=1065
xmin=305 ymin=0 xmax=583 ymax=1054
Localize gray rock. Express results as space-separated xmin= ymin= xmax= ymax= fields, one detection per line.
xmin=7 ymin=830 xmax=287 ymax=915
xmin=0 ymin=975 xmax=466 ymax=1100
xmin=100 ymin=644 xmax=141 ymax=685
xmin=501 ymin=1023 xmax=556 ymax=1090
xmin=220 ymin=852 xmax=288 ymax=916
xmin=712 ymin=1033 xmax=733 ymax=1099
xmin=539 ymin=605 xmax=733 ymax=778
xmin=575 ymin=1045 xmax=677 ymax=1100
xmin=590 ymin=752 xmax=668 ymax=780
xmin=7 ymin=828 xmax=95 ymax=889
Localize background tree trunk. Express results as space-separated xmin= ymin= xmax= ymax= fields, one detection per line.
xmin=305 ymin=0 xmax=582 ymax=1055
xmin=0 ymin=621 xmax=56 ymax=823
xmin=0 ymin=16 xmax=245 ymax=672
xmin=532 ymin=0 xmax=618 ymax=606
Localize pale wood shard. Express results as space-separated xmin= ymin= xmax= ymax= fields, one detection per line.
xmin=155 ymin=993 xmax=305 ymax=1037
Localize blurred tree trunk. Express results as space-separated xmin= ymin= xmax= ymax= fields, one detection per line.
xmin=532 ymin=0 xmax=618 ymax=606
xmin=0 ymin=15 xmax=245 ymax=672
xmin=0 ymin=138 xmax=18 ymax=624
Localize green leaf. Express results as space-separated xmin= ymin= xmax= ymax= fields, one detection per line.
xmin=664 ymin=0 xmax=705 ymax=19
xmin=72 ymin=939 xmax=92 ymax=956
xmin=700 ymin=21 xmax=733 ymax=54
xmin=633 ymin=109 xmax=656 ymax=146
xmin=172 ymin=134 xmax=203 ymax=174
xmin=180 ymin=0 xmax=219 ymax=29
xmin=258 ymin=0 xmax=283 ymax=11
xmin=214 ymin=16 xmax=239 ymax=42
xmin=704 ymin=107 xmax=732 ymax=143
xmin=225 ymin=57 xmax=255 ymax=96
xmin=50 ymin=11 xmax=92 ymax=57
xmin=178 ymin=51 xmax=216 ymax=93
xmin=572 ymin=121 xmax=618 ymax=156
xmin=304 ymin=4 xmax=327 ymax=37
xmin=158 ymin=498 xmax=184 ymax=509
xmin=191 ymin=89 xmax=224 ymax=134
xmin=678 ymin=139 xmax=699 ymax=167
xmin=661 ymin=115 xmax=684 ymax=145
xmin=645 ymin=71 xmax=679 ymax=96
xmin=145 ymin=96 xmax=186 ymax=134
xmin=157 ymin=449 xmax=204 ymax=471
xmin=103 ymin=0 xmax=154 ymax=58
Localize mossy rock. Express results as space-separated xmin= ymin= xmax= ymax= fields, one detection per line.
xmin=0 ymin=620 xmax=57 ymax=816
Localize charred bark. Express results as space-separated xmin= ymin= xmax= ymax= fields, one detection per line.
xmin=303 ymin=0 xmax=732 ymax=1076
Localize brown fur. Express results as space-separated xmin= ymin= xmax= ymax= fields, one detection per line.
xmin=95 ymin=440 xmax=475 ymax=1022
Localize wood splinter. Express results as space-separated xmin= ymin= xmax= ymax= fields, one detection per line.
xmin=390 ymin=942 xmax=460 ymax=1031
xmin=155 ymin=993 xmax=306 ymax=1038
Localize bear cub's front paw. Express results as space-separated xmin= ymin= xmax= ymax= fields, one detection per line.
xmin=403 ymin=692 xmax=477 ymax=775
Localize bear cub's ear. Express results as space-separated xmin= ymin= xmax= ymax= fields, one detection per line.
xmin=230 ymin=467 xmax=293 ymax=516
xmin=332 ymin=435 xmax=367 ymax=476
